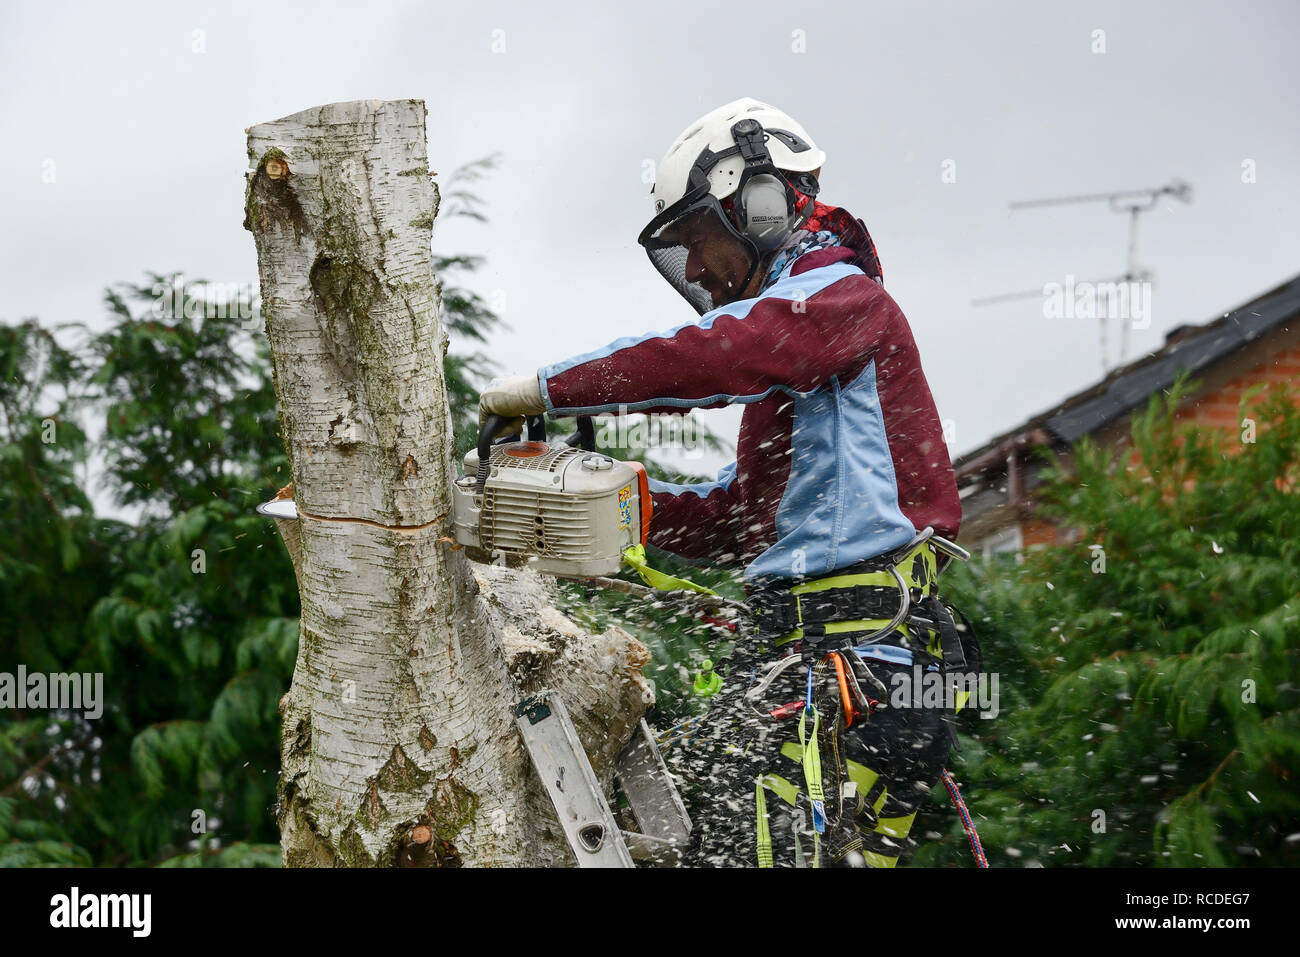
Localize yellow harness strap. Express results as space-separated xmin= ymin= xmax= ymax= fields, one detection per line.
xmin=772 ymin=541 xmax=942 ymax=652
xmin=755 ymin=780 xmax=773 ymax=868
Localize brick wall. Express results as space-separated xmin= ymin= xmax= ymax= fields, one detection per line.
xmin=1021 ymin=518 xmax=1058 ymax=548
xmin=1017 ymin=338 xmax=1300 ymax=549
xmin=1173 ymin=339 xmax=1300 ymax=435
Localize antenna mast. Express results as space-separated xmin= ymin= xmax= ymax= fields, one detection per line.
xmin=973 ymin=179 xmax=1192 ymax=372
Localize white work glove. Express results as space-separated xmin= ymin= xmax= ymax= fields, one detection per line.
xmin=478 ymin=373 xmax=546 ymax=437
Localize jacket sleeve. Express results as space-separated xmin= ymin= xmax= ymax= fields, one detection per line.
xmin=645 ymin=462 xmax=744 ymax=566
xmin=538 ymin=265 xmax=895 ymax=415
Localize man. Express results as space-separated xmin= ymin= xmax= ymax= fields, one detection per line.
xmin=480 ymin=98 xmax=970 ymax=867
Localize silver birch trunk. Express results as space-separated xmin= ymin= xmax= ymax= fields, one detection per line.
xmin=244 ymin=99 xmax=650 ymax=867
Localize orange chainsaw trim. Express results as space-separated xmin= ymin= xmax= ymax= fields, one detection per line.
xmin=627 ymin=461 xmax=653 ymax=546
xmin=503 ymin=441 xmax=549 ymax=457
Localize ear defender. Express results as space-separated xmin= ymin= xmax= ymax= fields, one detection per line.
xmin=739 ymin=173 xmax=796 ymax=250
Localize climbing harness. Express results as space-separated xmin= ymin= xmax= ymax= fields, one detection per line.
xmin=748 ymin=526 xmax=969 ymax=648
xmin=702 ymin=526 xmax=988 ymax=868
xmin=462 ymin=501 xmax=988 ymax=869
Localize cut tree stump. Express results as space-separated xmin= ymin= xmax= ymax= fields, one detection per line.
xmin=245 ymin=99 xmax=651 ymax=867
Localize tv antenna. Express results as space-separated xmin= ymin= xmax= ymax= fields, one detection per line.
xmin=972 ymin=179 xmax=1193 ymax=372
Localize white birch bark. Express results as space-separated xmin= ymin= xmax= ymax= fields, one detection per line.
xmin=245 ymin=99 xmax=650 ymax=867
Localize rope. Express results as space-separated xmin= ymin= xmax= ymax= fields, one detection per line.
xmin=940 ymin=768 xmax=988 ymax=868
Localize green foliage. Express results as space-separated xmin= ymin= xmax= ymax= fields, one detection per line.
xmin=155 ymin=841 xmax=281 ymax=868
xmin=0 ymin=322 xmax=110 ymax=866
xmin=0 ymin=321 xmax=103 ymax=674
xmin=917 ymin=375 xmax=1300 ymax=867
xmin=1 ymin=293 xmax=299 ymax=866
xmin=0 ymin=793 xmax=93 ymax=867
xmin=85 ymin=276 xmax=286 ymax=514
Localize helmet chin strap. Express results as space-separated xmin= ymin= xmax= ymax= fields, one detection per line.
xmin=738 ymin=247 xmax=779 ymax=300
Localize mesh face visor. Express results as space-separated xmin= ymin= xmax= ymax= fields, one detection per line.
xmin=638 ymin=192 xmax=760 ymax=316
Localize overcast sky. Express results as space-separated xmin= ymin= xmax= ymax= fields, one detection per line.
xmin=3 ymin=0 xmax=1298 ymax=485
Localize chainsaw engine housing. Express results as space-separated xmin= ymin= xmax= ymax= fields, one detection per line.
xmin=452 ymin=440 xmax=651 ymax=577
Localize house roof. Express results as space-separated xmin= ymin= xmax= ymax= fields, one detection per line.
xmin=953 ymin=272 xmax=1300 ymax=474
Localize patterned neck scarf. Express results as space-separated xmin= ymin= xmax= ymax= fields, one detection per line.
xmin=722 ymin=192 xmax=884 ymax=294
xmin=763 ymin=226 xmax=844 ymax=287
xmin=759 ymin=199 xmax=882 ymax=290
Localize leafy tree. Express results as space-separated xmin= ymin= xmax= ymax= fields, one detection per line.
xmin=88 ymin=277 xmax=287 ymax=515
xmin=0 ymin=320 xmax=100 ymax=674
xmin=918 ymin=376 xmax=1300 ymax=867
xmin=0 ymin=320 xmax=105 ymax=867
xmin=0 ymin=287 xmax=298 ymax=866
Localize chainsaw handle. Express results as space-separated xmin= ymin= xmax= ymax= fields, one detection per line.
xmin=525 ymin=414 xmax=547 ymax=443
xmin=564 ymin=416 xmax=596 ymax=452
xmin=476 ymin=415 xmax=548 ymax=491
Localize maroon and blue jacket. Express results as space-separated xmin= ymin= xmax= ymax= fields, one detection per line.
xmin=538 ymin=202 xmax=960 ymax=584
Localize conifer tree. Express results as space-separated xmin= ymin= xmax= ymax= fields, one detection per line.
xmin=922 ymin=377 xmax=1300 ymax=867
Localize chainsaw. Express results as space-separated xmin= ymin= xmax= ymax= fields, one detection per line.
xmin=450 ymin=414 xmax=652 ymax=578
xmin=256 ymin=414 xmax=711 ymax=598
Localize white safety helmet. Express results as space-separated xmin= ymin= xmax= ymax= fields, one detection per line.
xmin=638 ymin=98 xmax=826 ymax=314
